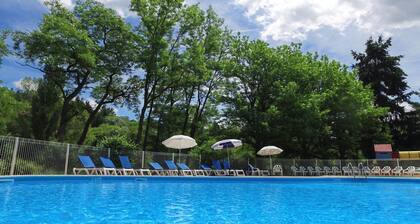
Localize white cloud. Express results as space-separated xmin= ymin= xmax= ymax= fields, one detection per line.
xmin=13 ymin=79 xmax=23 ymax=89
xmin=401 ymin=102 xmax=415 ymax=113
xmin=13 ymin=78 xmax=38 ymax=91
xmin=233 ymin=0 xmax=420 ymax=41
xmin=39 ymin=0 xmax=133 ymax=17
xmin=38 ymin=0 xmax=73 ymax=8
xmin=95 ymin=0 xmax=133 ymax=17
xmin=111 ymin=106 xmax=119 ymax=114
xmin=86 ymin=98 xmax=98 ymax=108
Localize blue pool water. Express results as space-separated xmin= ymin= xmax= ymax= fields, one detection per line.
xmin=0 ymin=177 xmax=419 ymax=223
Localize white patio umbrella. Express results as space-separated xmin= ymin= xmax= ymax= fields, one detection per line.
xmin=162 ymin=135 xmax=197 ymax=161
xmin=257 ymin=146 xmax=283 ymax=170
xmin=211 ymin=139 xmax=242 ymax=163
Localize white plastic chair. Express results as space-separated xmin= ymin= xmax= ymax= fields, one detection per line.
xmin=307 ymin=166 xmax=316 ymax=176
xmin=391 ymin=166 xmax=403 ymax=176
xmin=272 ymin=165 xmax=283 ymax=176
xmin=332 ymin=166 xmax=342 ymax=175
xmin=381 ymin=166 xmax=392 ymax=176
xmin=315 ymin=166 xmax=324 ymax=175
xmin=323 ymin=166 xmax=333 ymax=175
xmin=371 ymin=166 xmax=381 ymax=175
xmin=402 ymin=166 xmax=415 ymax=176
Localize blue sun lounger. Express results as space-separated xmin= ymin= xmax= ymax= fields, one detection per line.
xmin=99 ymin=156 xmax=119 ymax=175
xmin=177 ymin=163 xmax=205 ymax=176
xmin=200 ymin=163 xmax=214 ymax=176
xmin=223 ymin=160 xmax=245 ymax=176
xmin=212 ymin=160 xmax=228 ymax=176
xmin=119 ymin=155 xmax=151 ymax=176
xmin=73 ymin=155 xmax=101 ymax=175
xmin=149 ymin=162 xmax=167 ymax=176
xmin=164 ymin=160 xmax=180 ymax=176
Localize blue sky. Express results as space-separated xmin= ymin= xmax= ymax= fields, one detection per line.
xmin=1 ymin=0 xmax=419 ymax=119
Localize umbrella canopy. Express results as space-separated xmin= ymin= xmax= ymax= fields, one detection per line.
xmin=211 ymin=139 xmax=242 ymax=150
xmin=211 ymin=139 xmax=242 ymax=163
xmin=257 ymin=146 xmax=283 ymax=156
xmin=162 ymin=135 xmax=197 ymax=149
xmin=257 ymin=146 xmax=283 ymax=172
xmin=162 ymin=135 xmax=197 ymax=161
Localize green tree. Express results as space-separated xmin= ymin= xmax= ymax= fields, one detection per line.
xmin=0 ymin=86 xmax=30 ymax=135
xmin=130 ymin=0 xmax=184 ymax=147
xmin=73 ymin=0 xmax=141 ymax=145
xmin=31 ymin=78 xmax=61 ymax=140
xmin=0 ymin=31 xmax=8 ymax=65
xmin=14 ymin=0 xmax=97 ymax=141
xmin=396 ymin=99 xmax=420 ymax=150
xmin=352 ymin=36 xmax=415 ymax=150
xmin=352 ymin=36 xmax=410 ymax=117
xmin=180 ymin=6 xmax=229 ymax=138
xmin=133 ymin=4 xmax=229 ymax=151
xmin=221 ymin=39 xmax=389 ymax=158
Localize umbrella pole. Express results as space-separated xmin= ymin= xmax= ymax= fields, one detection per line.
xmin=178 ymin=149 xmax=181 ymax=162
xmin=227 ymin=150 xmax=230 ymax=164
xmin=270 ymin=155 xmax=273 ymax=174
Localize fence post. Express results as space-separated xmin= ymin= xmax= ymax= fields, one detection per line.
xmin=64 ymin=144 xmax=70 ymax=175
xmin=9 ymin=137 xmax=19 ymax=176
xmin=141 ymin=151 xmax=145 ymax=168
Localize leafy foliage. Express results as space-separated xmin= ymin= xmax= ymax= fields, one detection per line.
xmin=0 ymin=32 xmax=7 ymax=65
xmin=352 ymin=36 xmax=410 ymax=117
xmin=352 ymin=36 xmax=417 ymax=151
xmin=98 ymin=135 xmax=138 ymax=152
xmin=0 ymin=87 xmax=30 ymax=135
xmin=221 ymin=40 xmax=390 ymax=158
xmin=0 ymin=0 xmax=416 ymax=159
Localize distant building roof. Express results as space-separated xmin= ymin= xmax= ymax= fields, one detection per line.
xmin=374 ymin=144 xmax=393 ymax=153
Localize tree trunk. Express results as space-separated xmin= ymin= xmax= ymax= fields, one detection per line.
xmin=182 ymin=87 xmax=195 ymax=134
xmin=154 ymin=110 xmax=164 ymax=150
xmin=155 ymin=92 xmax=176 ymax=148
xmin=142 ymin=97 xmax=155 ymax=151
xmin=190 ymin=115 xmax=199 ymax=138
xmin=77 ymin=104 xmax=103 ymax=145
xmin=136 ymin=105 xmax=147 ymax=144
xmin=56 ymin=73 xmax=90 ymax=142
xmin=57 ymin=99 xmax=71 ymax=142
xmin=190 ymin=85 xmax=213 ymax=138
xmin=45 ymin=110 xmax=60 ymax=140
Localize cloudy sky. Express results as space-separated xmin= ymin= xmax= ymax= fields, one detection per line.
xmin=0 ymin=0 xmax=419 ymax=117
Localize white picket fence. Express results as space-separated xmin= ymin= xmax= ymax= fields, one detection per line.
xmin=1 ymin=136 xmax=419 ymax=176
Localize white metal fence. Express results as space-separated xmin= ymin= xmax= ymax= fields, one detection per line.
xmin=1 ymin=136 xmax=420 ymax=176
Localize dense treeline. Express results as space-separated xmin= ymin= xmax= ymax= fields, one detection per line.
xmin=0 ymin=0 xmax=418 ymax=159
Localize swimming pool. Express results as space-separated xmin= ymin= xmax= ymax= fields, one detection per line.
xmin=0 ymin=176 xmax=419 ymax=223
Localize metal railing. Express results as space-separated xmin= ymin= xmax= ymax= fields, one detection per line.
xmin=1 ymin=136 xmax=420 ymax=176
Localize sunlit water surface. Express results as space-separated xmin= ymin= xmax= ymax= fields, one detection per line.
xmin=0 ymin=177 xmax=419 ymax=223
